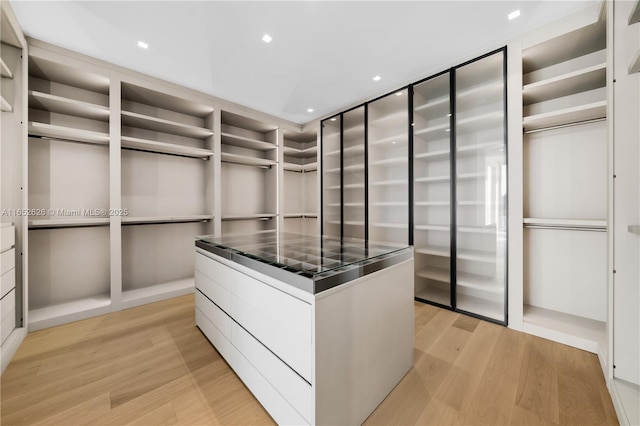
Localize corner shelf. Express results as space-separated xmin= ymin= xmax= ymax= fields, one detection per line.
xmin=221 ymin=152 xmax=276 ymax=167
xmin=121 ymin=215 xmax=213 ymax=226
xmin=121 ymin=136 xmax=213 ymax=159
xmin=0 ymin=56 xmax=12 ymax=79
xmin=283 ymin=145 xmax=317 ymax=157
xmin=28 ymin=122 xmax=110 ymax=145
xmin=121 ymin=110 xmax=213 ymax=139
xmin=283 ymin=162 xmax=317 ymax=173
xmin=29 ymin=91 xmax=109 ymax=121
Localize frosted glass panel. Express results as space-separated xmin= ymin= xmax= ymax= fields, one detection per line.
xmin=413 ymin=74 xmax=452 ymax=307
xmin=322 ymin=117 xmax=341 ymax=237
xmin=342 ymin=107 xmax=365 ymax=238
xmin=368 ymin=91 xmax=409 ymax=245
xmin=455 ymin=51 xmax=506 ymax=322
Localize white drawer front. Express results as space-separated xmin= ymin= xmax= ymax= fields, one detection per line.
xmin=1 ymin=268 xmax=16 ymax=299
xmin=1 ymin=288 xmax=16 ymax=320
xmin=1 ymin=309 xmax=15 ymax=345
xmin=195 ymin=290 xmax=231 ymax=340
xmin=0 ymin=225 xmax=15 ymax=252
xmin=195 ymin=253 xmax=234 ymax=292
xmin=230 ymin=270 xmax=312 ymax=382
xmin=231 ymin=321 xmax=312 ymax=423
xmin=195 ymin=307 xmax=234 ymax=361
xmin=1 ymin=248 xmax=15 ymax=276
xmin=195 ymin=270 xmax=232 ymax=313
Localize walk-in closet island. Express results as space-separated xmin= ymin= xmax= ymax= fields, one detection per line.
xmin=194 ymin=232 xmax=414 ymax=425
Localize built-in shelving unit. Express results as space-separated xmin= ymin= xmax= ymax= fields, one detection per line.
xmin=220 ymin=110 xmax=278 ymax=234
xmin=283 ymin=128 xmax=318 ymax=235
xmin=322 ymin=116 xmax=341 ymax=236
xmin=27 ymin=52 xmax=112 ymax=329
xmin=342 ymin=107 xmax=366 ymax=239
xmin=368 ymin=92 xmax=408 ymax=245
xmin=120 ymin=80 xmax=214 ymax=304
xmin=521 ymin=15 xmax=608 ymax=354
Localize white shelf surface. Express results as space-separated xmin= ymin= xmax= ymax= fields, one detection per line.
xmin=29 ymin=217 xmax=110 ymax=229
xmin=121 ymin=278 xmax=194 ymax=310
xmin=221 ymin=214 xmax=276 ymax=221
xmin=283 ymin=162 xmax=317 ymax=172
xmin=221 ymin=152 xmax=276 ymax=167
xmin=370 ymin=179 xmax=408 ymax=186
xmin=29 ymin=122 xmax=110 ymax=145
xmin=371 ymin=222 xmax=408 ymax=229
xmin=415 ymin=287 xmax=450 ymax=306
xmin=1 ymin=95 xmax=12 ymax=112
xmin=523 ymin=217 xmax=607 ymax=230
xmin=415 ymin=149 xmax=449 ymax=160
xmin=29 ymin=294 xmax=111 ymax=331
xmin=29 ymin=91 xmax=109 ymax=121
xmin=284 ymin=213 xmax=317 ymax=219
xmin=457 ymin=248 xmax=496 ymax=263
xmin=629 ymin=0 xmax=640 ymax=24
xmin=629 ymin=52 xmax=640 ymax=74
xmin=368 ymin=133 xmax=407 ymax=146
xmin=371 ymin=157 xmax=407 ymax=166
xmin=458 ymin=225 xmax=497 ymax=234
xmin=325 ymin=144 xmax=364 ymax=156
xmin=283 ymin=145 xmax=317 ymax=157
xmin=122 ymin=215 xmax=213 ymax=225
xmin=523 ymin=100 xmax=606 ymax=131
xmin=371 ymin=202 xmax=406 ymax=207
xmin=457 ymin=293 xmax=504 ymax=321
xmin=121 ymin=110 xmax=213 ymax=139
xmin=415 ymin=201 xmax=449 ymax=206
xmin=523 ymin=304 xmax=606 ymax=354
xmin=221 ymin=132 xmax=276 ymax=151
xmin=121 ymin=136 xmax=213 ymax=158
xmin=415 ymin=175 xmax=450 ymax=183
xmin=416 ymin=246 xmax=449 ymax=257
xmin=415 ymin=224 xmax=449 ymax=232
xmin=416 ymin=266 xmax=450 ymax=284
xmin=523 ymin=63 xmax=606 ymax=105
xmin=0 ymin=57 xmax=13 ymax=79
xmin=457 ymin=141 xmax=503 ymax=154
xmin=418 ymin=267 xmax=501 ymax=296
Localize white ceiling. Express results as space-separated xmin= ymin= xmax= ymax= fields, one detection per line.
xmin=11 ymin=0 xmax=596 ymax=125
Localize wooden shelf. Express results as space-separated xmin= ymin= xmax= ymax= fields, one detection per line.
xmin=29 ymin=294 xmax=111 ymax=331
xmin=121 ymin=136 xmax=213 ymax=159
xmin=0 ymin=57 xmax=12 ymax=79
xmin=120 ymin=278 xmax=194 ymax=310
xmin=523 ymin=100 xmax=606 ymax=131
xmin=122 ymin=215 xmax=213 ymax=225
xmin=29 ymin=122 xmax=109 ymax=145
xmin=221 ymin=132 xmax=276 ymax=151
xmin=523 ymin=304 xmax=606 ymax=354
xmin=221 ymin=152 xmax=276 ymax=167
xmin=29 ymin=218 xmax=110 ymax=229
xmin=122 ymin=110 xmax=213 ymax=139
xmin=1 ymin=94 xmax=11 ymax=112
xmin=221 ymin=214 xmax=276 ymax=221
xmin=523 ymin=63 xmax=606 ymax=105
xmin=29 ymin=91 xmax=109 ymax=121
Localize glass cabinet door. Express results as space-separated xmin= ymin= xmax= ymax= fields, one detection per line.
xmin=342 ymin=107 xmax=366 ymax=239
xmin=454 ymin=50 xmax=507 ymax=322
xmin=413 ymin=73 xmax=452 ymax=308
xmin=322 ymin=116 xmax=341 ymax=237
xmin=368 ymin=90 xmax=409 ymax=245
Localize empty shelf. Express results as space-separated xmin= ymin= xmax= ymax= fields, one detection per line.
xmin=29 ymin=294 xmax=111 ymax=331
xmin=121 ymin=278 xmax=194 ymax=309
xmin=283 ymin=145 xmax=317 ymax=157
xmin=523 ymin=101 xmax=606 ymax=131
xmin=221 ymin=214 xmax=276 ymax=221
xmin=415 ymin=175 xmax=450 ymax=183
xmin=370 ymin=179 xmax=408 ymax=186
xmin=122 ymin=110 xmax=213 ymax=139
xmin=415 ymin=287 xmax=450 ymax=306
xmin=457 ymin=141 xmax=503 ymax=154
xmin=416 ymin=246 xmax=449 ymax=257
xmin=630 ymin=0 xmax=640 ymax=24
xmin=369 ymin=133 xmax=407 ymax=146
xmin=415 ymin=149 xmax=449 ymax=160
xmin=0 ymin=57 xmax=12 ymax=79
xmin=221 ymin=132 xmax=276 ymax=151
xmin=416 ymin=266 xmax=450 ymax=283
xmin=29 ymin=217 xmax=110 ymax=229
xmin=29 ymin=91 xmax=109 ymax=121
xmin=221 ymin=152 xmax=276 ymax=167
xmin=29 ymin=122 xmax=109 ymax=145
xmin=372 ymin=222 xmax=408 ymax=229
xmin=629 ymin=52 xmax=640 ymax=74
xmin=121 ymin=136 xmax=213 ymax=158
xmin=415 ymin=201 xmax=449 ymax=206
xmin=1 ymin=95 xmax=11 ymax=112
xmin=371 ymin=157 xmax=407 ymax=166
xmin=415 ymin=224 xmax=449 ymax=232
xmin=523 ymin=217 xmax=607 ymax=231
xmin=523 ymin=63 xmax=606 ymax=105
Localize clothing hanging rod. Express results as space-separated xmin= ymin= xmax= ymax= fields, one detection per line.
xmin=523 ymin=117 xmax=606 ymax=134
xmin=523 ymin=224 xmax=606 ymax=232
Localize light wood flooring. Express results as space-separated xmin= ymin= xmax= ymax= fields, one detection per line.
xmin=1 ymin=294 xmax=618 ymax=425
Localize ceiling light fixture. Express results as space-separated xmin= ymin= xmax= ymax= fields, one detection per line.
xmin=137 ymin=41 xmax=149 ymax=49
xmin=445 ymin=129 xmax=450 ymax=132
xmin=396 ymin=91 xmax=403 ymax=96
xmin=373 ymin=75 xmax=382 ymax=81
xmin=330 ymin=118 xmax=337 ymax=121
xmin=307 ymin=108 xmax=314 ymax=113
xmin=508 ymin=10 xmax=521 ymax=20
xmin=262 ymin=34 xmax=273 ymax=43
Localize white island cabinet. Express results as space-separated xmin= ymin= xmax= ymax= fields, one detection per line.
xmin=194 ymin=232 xmax=414 ymax=425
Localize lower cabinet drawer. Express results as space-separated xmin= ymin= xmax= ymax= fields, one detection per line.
xmin=231 ymin=321 xmax=312 ymax=423
xmin=0 ymin=225 xmax=14 ymax=252
xmin=1 ymin=288 xmax=15 ymax=319
xmin=1 ymin=248 xmax=15 ymax=276
xmin=195 ymin=270 xmax=232 ymax=313
xmin=1 ymin=288 xmax=16 ymax=344
xmin=195 ymin=290 xmax=231 ymax=340
xmin=1 ymin=267 xmax=15 ymax=299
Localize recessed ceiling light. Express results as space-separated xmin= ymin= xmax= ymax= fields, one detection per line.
xmin=373 ymin=75 xmax=382 ymax=81
xmin=330 ymin=118 xmax=337 ymax=121
xmin=396 ymin=91 xmax=403 ymax=96
xmin=137 ymin=41 xmax=149 ymax=49
xmin=508 ymin=10 xmax=520 ymax=20
xmin=307 ymin=108 xmax=314 ymax=113
xmin=262 ymin=34 xmax=272 ymax=43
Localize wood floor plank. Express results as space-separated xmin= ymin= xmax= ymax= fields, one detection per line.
xmin=0 ymin=295 xmax=619 ymax=426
